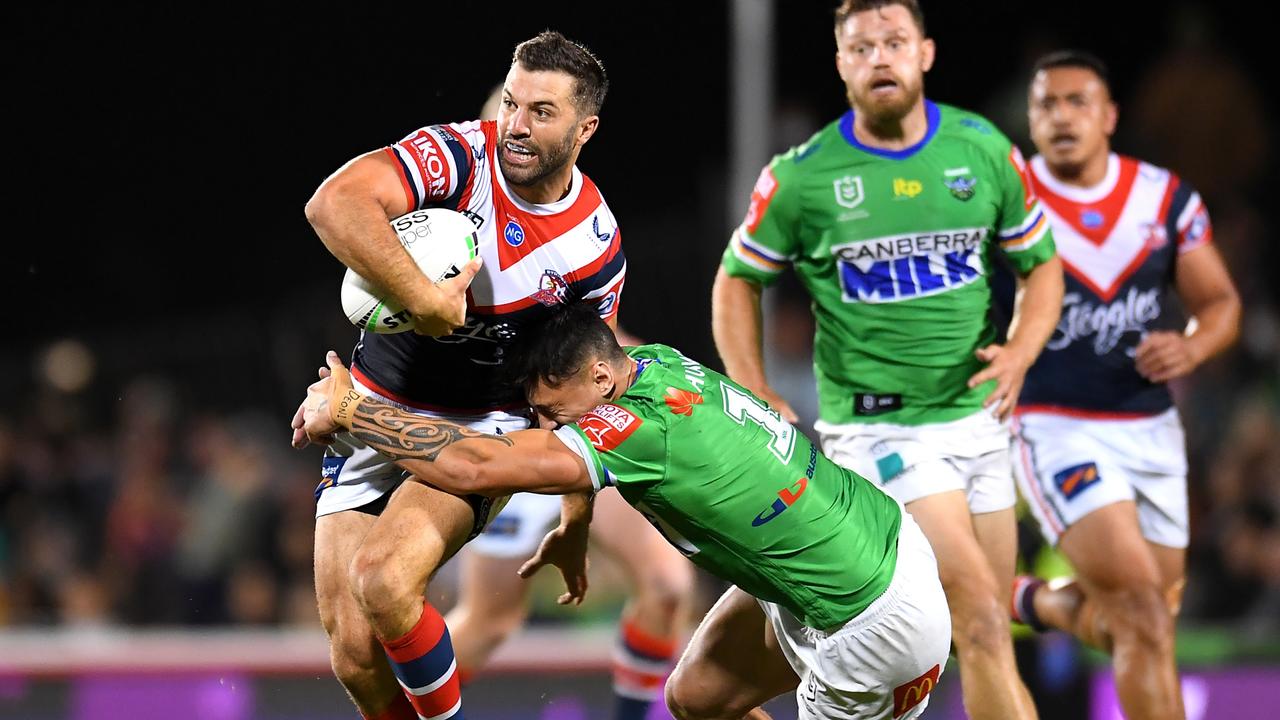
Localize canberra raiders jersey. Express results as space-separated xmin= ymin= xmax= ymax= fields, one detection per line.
xmin=553 ymin=344 xmax=902 ymax=629
xmin=721 ymin=101 xmax=1056 ymax=425
xmin=352 ymin=120 xmax=627 ymax=412
xmin=1020 ymin=154 xmax=1212 ymax=417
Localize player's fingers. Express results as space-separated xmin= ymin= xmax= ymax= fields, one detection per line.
xmin=968 ymin=365 xmax=1000 ymax=388
xmin=291 ymin=426 xmax=308 ymax=450
xmin=443 ymin=257 xmax=483 ymax=289
xmin=984 ymin=378 xmax=1008 ymax=409
xmin=974 ymin=345 xmax=1000 ymax=363
xmin=517 ymin=555 xmax=545 ymax=578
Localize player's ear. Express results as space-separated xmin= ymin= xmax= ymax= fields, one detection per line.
xmin=1103 ymin=100 xmax=1118 ymax=137
xmin=577 ymin=114 xmax=599 ymax=146
xmin=590 ymin=360 xmax=613 ymax=396
xmin=919 ymin=38 xmax=935 ymax=73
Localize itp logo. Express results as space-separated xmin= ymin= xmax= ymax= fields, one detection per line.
xmin=751 ymin=478 xmax=808 ymax=526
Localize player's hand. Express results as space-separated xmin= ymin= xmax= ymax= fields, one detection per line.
xmin=1135 ymin=331 xmax=1200 ymax=383
xmin=291 ymin=351 xmax=354 ymax=448
xmin=411 ymin=257 xmax=483 ymax=337
xmin=968 ymin=343 xmax=1034 ymax=421
xmin=749 ymin=384 xmax=800 ymax=424
xmin=517 ymin=522 xmax=590 ymax=606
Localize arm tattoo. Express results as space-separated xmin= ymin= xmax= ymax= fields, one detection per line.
xmin=349 ymin=398 xmax=514 ymax=461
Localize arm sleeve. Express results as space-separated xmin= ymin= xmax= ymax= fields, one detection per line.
xmin=993 ymin=143 xmax=1057 ymax=275
xmin=575 ymin=204 xmax=627 ymax=322
xmin=1166 ymin=176 xmax=1214 ymax=254
xmin=555 ymin=404 xmax=666 ymax=492
xmin=383 ymin=122 xmax=479 ymax=210
xmin=720 ymin=159 xmax=801 ymax=286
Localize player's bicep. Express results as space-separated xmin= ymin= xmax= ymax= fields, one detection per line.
xmin=310 ymin=150 xmax=412 ymax=222
xmin=1174 ymin=244 xmax=1239 ymax=316
xmin=722 ymin=163 xmax=797 ymax=286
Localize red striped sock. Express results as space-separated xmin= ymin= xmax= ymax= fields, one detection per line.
xmin=613 ymin=620 xmax=677 ymax=715
xmin=382 ymin=600 xmax=464 ymax=720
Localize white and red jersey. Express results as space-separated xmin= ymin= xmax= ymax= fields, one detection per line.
xmin=352 ymin=119 xmax=627 ymax=412
xmin=1020 ymin=153 xmax=1212 ymax=417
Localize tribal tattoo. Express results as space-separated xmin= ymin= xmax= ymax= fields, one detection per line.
xmin=348 ymin=398 xmax=514 ymax=461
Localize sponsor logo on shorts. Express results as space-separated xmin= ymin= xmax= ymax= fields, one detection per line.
xmin=578 ymin=404 xmax=642 ymax=451
xmin=1053 ymin=461 xmax=1102 ymax=500
xmin=481 ymin=514 xmax=519 ymax=537
xmin=315 ymin=456 xmax=347 ymax=500
xmin=893 ymin=664 xmax=940 ymax=717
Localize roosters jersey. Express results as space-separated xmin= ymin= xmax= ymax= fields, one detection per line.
xmin=1020 ymin=153 xmax=1212 ymax=416
xmin=352 ymin=119 xmax=627 ymax=411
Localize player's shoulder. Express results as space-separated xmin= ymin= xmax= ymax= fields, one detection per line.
xmin=766 ymin=119 xmax=843 ymax=178
xmin=934 ymin=103 xmax=1015 ymax=153
xmin=1123 ymin=153 xmax=1183 ymax=188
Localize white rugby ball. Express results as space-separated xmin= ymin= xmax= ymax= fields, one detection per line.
xmin=341 ymin=208 xmax=480 ymax=334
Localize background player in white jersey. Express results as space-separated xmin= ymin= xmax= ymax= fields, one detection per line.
xmin=1009 ymin=51 xmax=1241 ymax=720
xmin=713 ymin=2 xmax=1061 ymax=718
xmin=443 ymin=85 xmax=695 ymax=720
xmin=297 ymin=32 xmax=627 ymax=720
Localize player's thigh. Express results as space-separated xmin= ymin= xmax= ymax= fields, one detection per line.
xmin=1057 ymin=501 xmax=1162 ymax=594
xmin=969 ymin=506 xmax=1019 ymax=601
xmin=904 ymin=490 xmax=1001 ymax=603
xmin=354 ymin=479 xmax=481 ymax=595
xmin=590 ymin=490 xmax=693 ymax=590
xmin=669 ymin=586 xmax=799 ymax=713
xmin=453 ymin=549 xmax=534 ymax=622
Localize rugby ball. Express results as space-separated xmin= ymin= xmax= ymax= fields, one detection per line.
xmin=341 ymin=208 xmax=480 ymax=334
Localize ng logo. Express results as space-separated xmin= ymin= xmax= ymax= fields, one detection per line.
xmin=751 ymin=478 xmax=808 ymax=526
xmin=893 ymin=664 xmax=940 ymax=717
xmin=893 ymin=178 xmax=922 ymax=198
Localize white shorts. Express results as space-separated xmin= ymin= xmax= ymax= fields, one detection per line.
xmin=817 ymin=409 xmax=1016 ymax=514
xmin=761 ymin=515 xmax=951 ymax=720
xmin=467 ymin=492 xmax=564 ymax=558
xmin=314 ymin=377 xmax=529 ymax=533
xmin=1012 ymin=408 xmax=1189 ymax=548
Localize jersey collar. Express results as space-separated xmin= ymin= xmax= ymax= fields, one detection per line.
xmin=838 ymin=99 xmax=941 ymax=160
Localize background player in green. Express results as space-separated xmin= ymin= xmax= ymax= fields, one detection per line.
xmin=712 ymin=2 xmax=1063 ymax=719
xmin=296 ymin=305 xmax=951 ymax=720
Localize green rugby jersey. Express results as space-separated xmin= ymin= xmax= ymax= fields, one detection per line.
xmin=552 ymin=344 xmax=902 ymax=629
xmin=722 ymin=101 xmax=1056 ymax=425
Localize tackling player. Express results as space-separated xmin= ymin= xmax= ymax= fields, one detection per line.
xmin=711 ymin=2 xmax=1062 ymax=718
xmin=298 ymin=32 xmax=625 ymax=720
xmin=297 ymin=304 xmax=953 ymax=720
xmin=444 ymin=85 xmax=693 ymax=720
xmin=1009 ymin=51 xmax=1241 ymax=720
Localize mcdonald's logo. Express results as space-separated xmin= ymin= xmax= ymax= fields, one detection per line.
xmin=892 ymin=664 xmax=940 ymax=717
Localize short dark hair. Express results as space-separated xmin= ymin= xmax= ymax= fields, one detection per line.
xmin=512 ymin=31 xmax=609 ymax=117
xmin=834 ymin=0 xmax=926 ymax=36
xmin=511 ymin=304 xmax=626 ymax=393
xmin=1031 ymin=50 xmax=1112 ymax=94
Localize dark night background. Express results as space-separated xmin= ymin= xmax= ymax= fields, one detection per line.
xmin=2 ymin=3 xmax=1278 ymax=717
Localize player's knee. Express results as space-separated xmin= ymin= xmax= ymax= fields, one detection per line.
xmin=664 ymin=674 xmax=718 ymax=720
xmin=949 ymin=590 xmax=1012 ymax=656
xmin=1102 ymin=583 xmax=1174 ymax=650
xmin=347 ymin=544 xmax=421 ymax=625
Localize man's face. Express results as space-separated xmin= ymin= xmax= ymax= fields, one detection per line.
xmin=834 ymin=4 xmax=934 ymax=123
xmin=1028 ymin=67 xmax=1117 ymax=174
xmin=528 ymin=363 xmax=611 ymax=428
xmin=497 ymin=65 xmax=586 ymax=187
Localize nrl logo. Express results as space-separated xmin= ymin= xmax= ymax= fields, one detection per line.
xmin=833 ymin=175 xmax=865 ymax=208
xmin=944 ymin=174 xmax=977 ymax=201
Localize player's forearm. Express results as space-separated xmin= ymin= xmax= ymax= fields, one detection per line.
xmin=712 ymin=267 xmax=769 ymax=388
xmin=1006 ymin=256 xmax=1064 ymax=363
xmin=1183 ymin=290 xmax=1241 ymax=366
xmin=559 ymin=492 xmax=595 ymax=528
